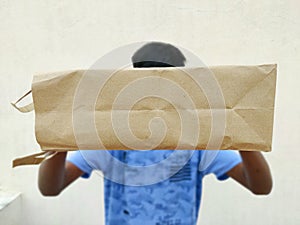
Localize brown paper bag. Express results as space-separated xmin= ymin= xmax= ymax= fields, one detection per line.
xmin=11 ymin=64 xmax=277 ymax=167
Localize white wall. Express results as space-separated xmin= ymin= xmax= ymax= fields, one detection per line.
xmin=0 ymin=1 xmax=299 ymax=224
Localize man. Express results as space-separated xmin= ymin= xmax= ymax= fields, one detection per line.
xmin=38 ymin=42 xmax=272 ymax=225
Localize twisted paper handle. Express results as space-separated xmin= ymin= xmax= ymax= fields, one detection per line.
xmin=11 ymin=90 xmax=34 ymax=113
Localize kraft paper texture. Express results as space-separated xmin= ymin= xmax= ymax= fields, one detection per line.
xmin=12 ymin=64 xmax=277 ymax=166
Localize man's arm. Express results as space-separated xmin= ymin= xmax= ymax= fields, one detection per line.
xmin=226 ymin=151 xmax=272 ymax=195
xmin=38 ymin=152 xmax=84 ymax=196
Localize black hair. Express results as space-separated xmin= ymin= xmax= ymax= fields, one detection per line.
xmin=131 ymin=42 xmax=186 ymax=68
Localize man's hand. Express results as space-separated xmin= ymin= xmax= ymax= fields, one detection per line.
xmin=38 ymin=152 xmax=84 ymax=196
xmin=226 ymin=151 xmax=272 ymax=195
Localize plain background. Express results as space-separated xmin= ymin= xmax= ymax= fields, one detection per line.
xmin=0 ymin=1 xmax=299 ymax=224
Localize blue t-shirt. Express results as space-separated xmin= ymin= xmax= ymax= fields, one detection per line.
xmin=67 ymin=150 xmax=241 ymax=225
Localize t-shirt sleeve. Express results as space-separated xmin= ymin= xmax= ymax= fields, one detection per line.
xmin=199 ymin=150 xmax=242 ymax=181
xmin=66 ymin=151 xmax=93 ymax=178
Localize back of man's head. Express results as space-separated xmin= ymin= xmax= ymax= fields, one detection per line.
xmin=131 ymin=42 xmax=186 ymax=68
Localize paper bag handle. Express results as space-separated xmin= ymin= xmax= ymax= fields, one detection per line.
xmin=11 ymin=90 xmax=34 ymax=113
xmin=12 ymin=151 xmax=57 ymax=167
